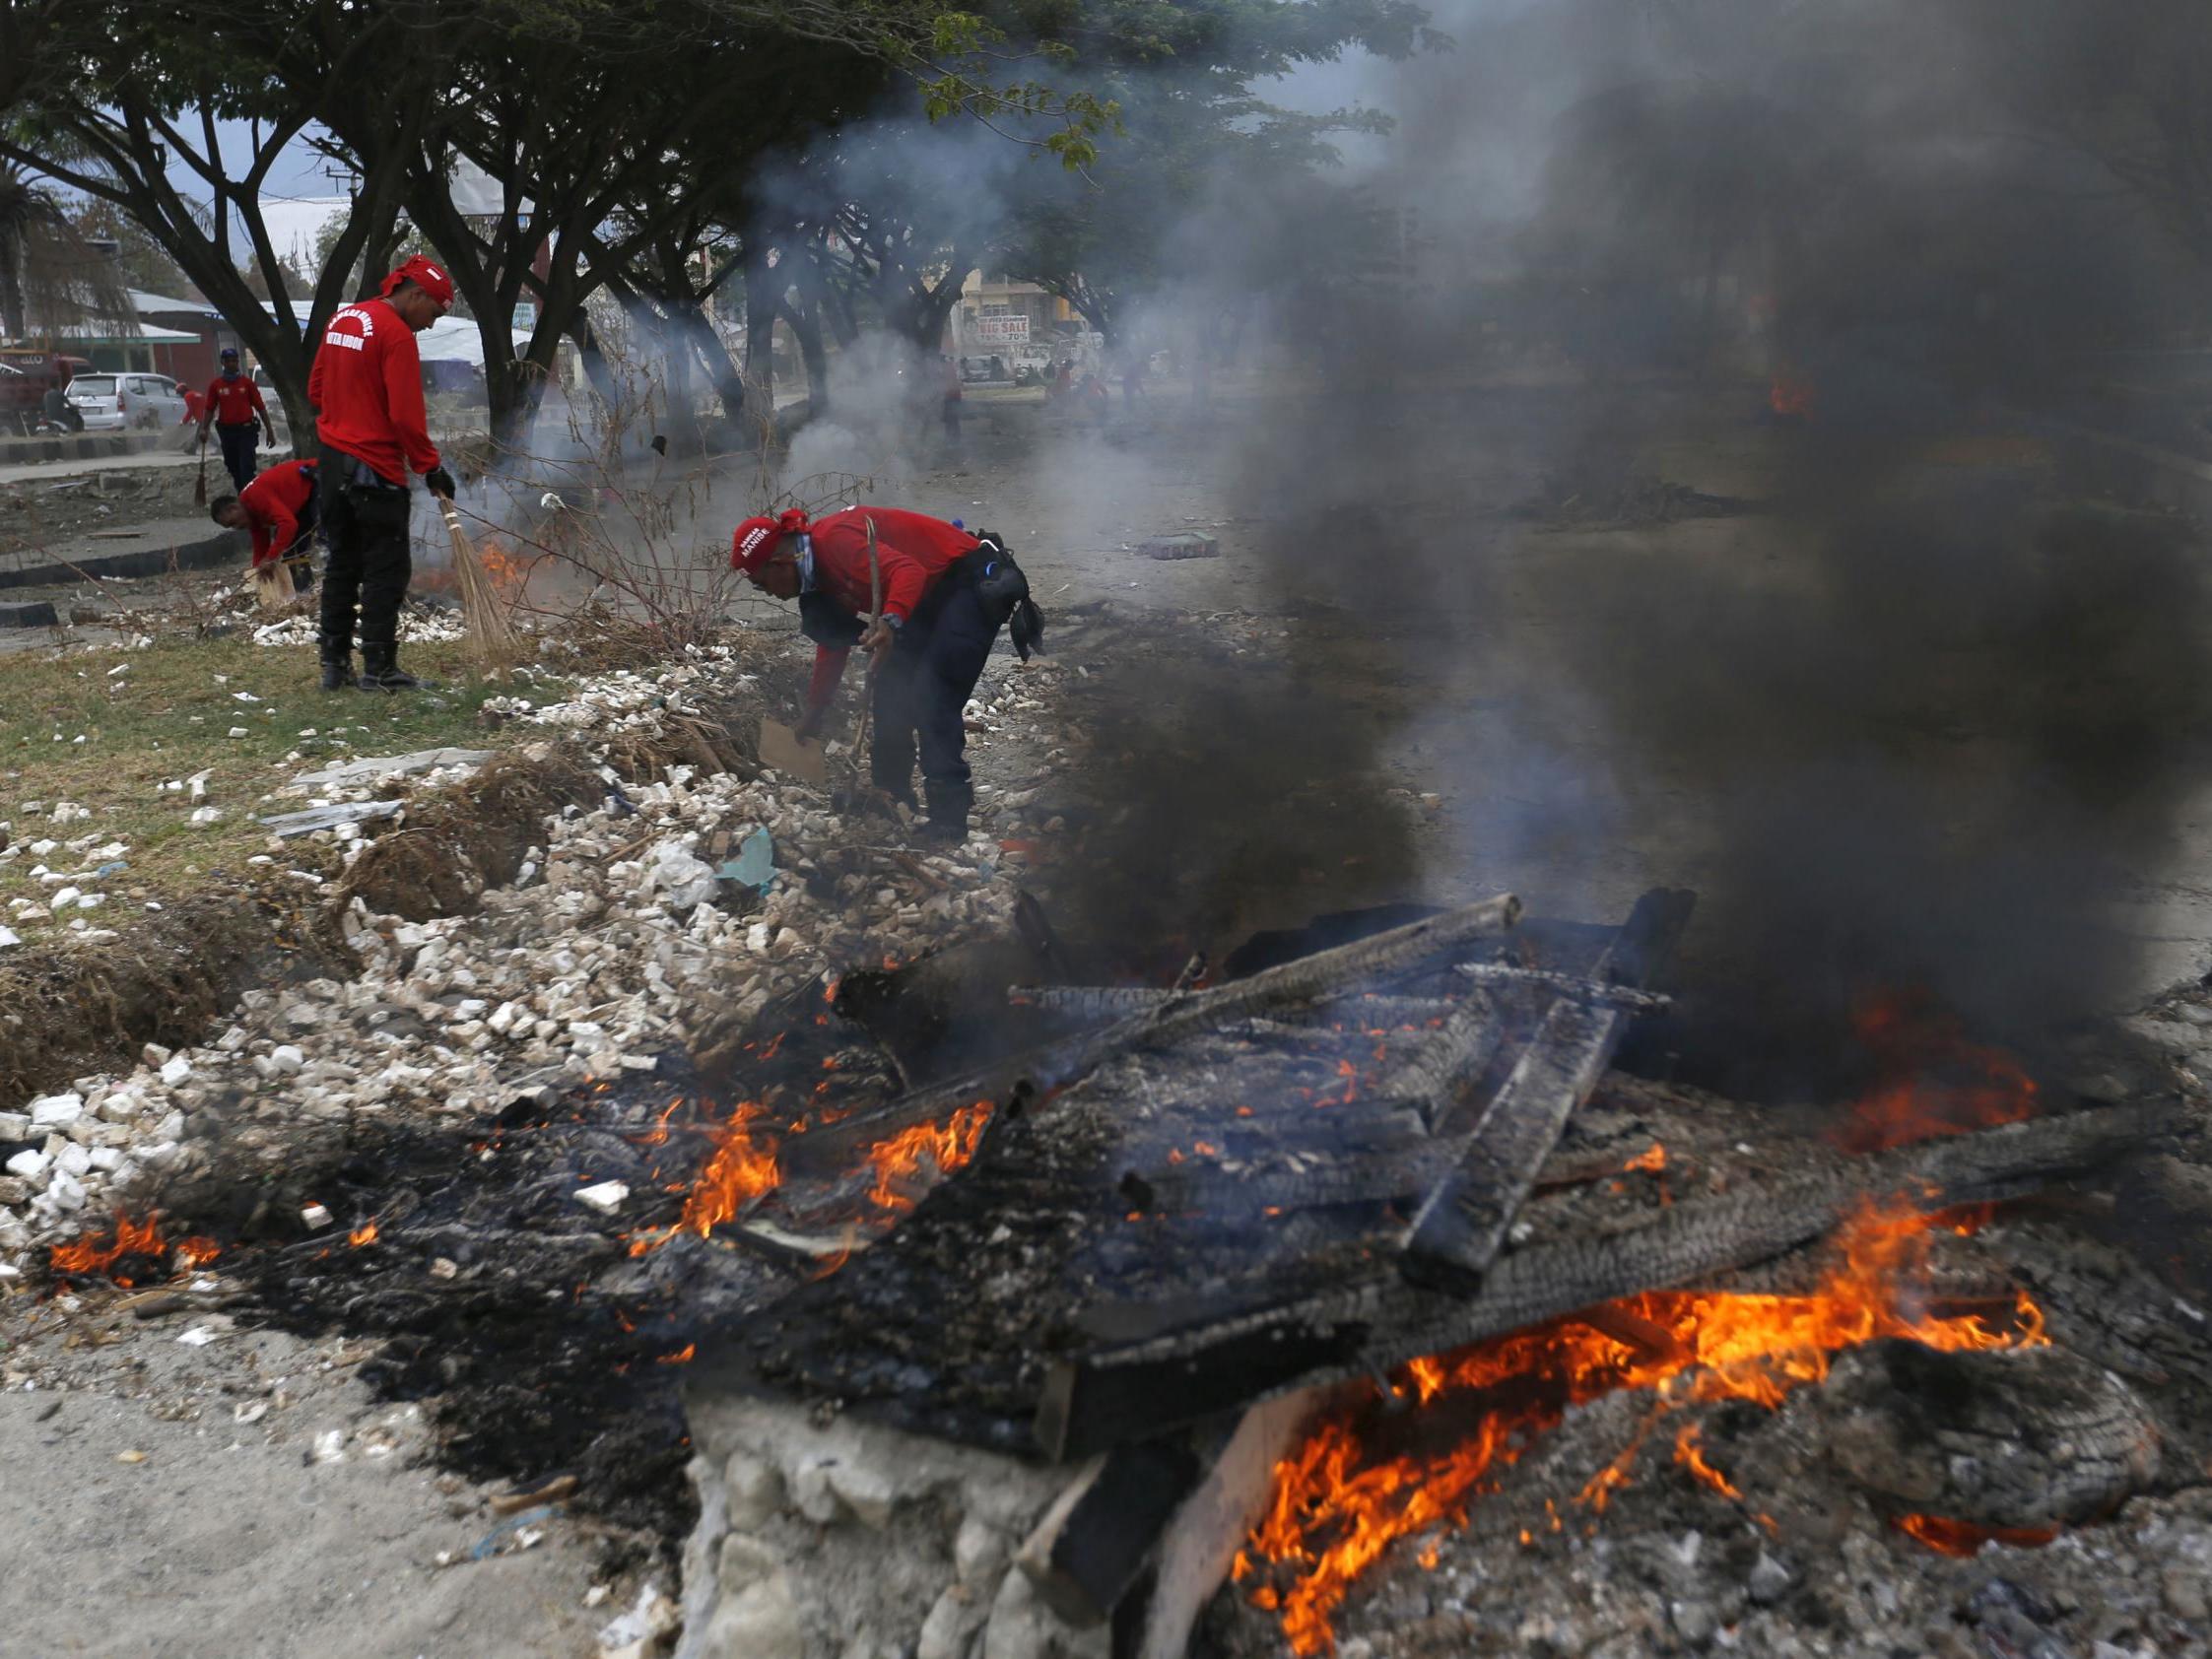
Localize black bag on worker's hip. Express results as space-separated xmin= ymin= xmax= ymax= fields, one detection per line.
xmin=798 ymin=589 xmax=864 ymax=649
xmin=969 ymin=530 xmax=1045 ymax=661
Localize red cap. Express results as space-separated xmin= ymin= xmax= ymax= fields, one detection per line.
xmin=379 ymin=254 xmax=454 ymax=308
xmin=730 ymin=507 xmax=810 ymax=574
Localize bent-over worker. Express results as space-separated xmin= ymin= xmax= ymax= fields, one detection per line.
xmin=211 ymin=455 xmax=319 ymax=593
xmin=729 ymin=505 xmax=1043 ymax=844
xmin=307 ymin=254 xmax=457 ymax=692
xmin=198 ymin=347 xmax=272 ymax=493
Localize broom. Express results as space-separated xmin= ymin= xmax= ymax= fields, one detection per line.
xmin=435 ymin=492 xmax=521 ymax=665
xmin=193 ymin=432 xmax=208 ymax=506
xmin=846 ymin=514 xmax=883 ymax=792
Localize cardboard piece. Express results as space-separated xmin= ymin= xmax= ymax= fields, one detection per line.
xmin=759 ymin=718 xmax=829 ymax=784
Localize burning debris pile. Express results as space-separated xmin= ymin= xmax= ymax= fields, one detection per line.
xmin=642 ymin=888 xmax=2203 ymax=1659
xmin=1 ymin=637 xmax=1081 ymax=1267
xmin=11 ymin=603 xmax=2212 ymax=1659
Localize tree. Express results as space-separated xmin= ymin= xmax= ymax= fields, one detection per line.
xmin=988 ymin=0 xmax=1433 ymax=348
xmin=0 ymin=160 xmax=129 ymax=339
xmin=0 ymin=2 xmax=439 ymax=445
xmin=59 ymin=194 xmax=192 ymax=297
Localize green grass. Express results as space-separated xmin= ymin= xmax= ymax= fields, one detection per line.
xmin=0 ymin=637 xmax=565 ymax=945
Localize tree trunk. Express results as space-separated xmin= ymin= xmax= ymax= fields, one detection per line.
xmin=0 ymin=253 xmax=24 ymax=340
xmin=778 ymin=295 xmax=829 ymax=416
xmin=741 ymin=238 xmax=778 ymax=447
xmin=684 ymin=307 xmax=747 ymax=425
xmin=569 ymin=310 xmax=621 ymax=408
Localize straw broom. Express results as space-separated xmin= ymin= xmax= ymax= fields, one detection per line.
xmin=435 ymin=492 xmax=521 ymax=666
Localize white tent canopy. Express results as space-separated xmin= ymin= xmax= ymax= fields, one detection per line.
xmin=275 ymin=299 xmax=529 ymax=367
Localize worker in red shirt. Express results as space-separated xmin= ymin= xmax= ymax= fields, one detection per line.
xmin=179 ymin=384 xmax=205 ymax=427
xmin=197 ymin=347 xmax=272 ymax=493
xmin=730 ymin=505 xmax=1042 ymax=843
xmin=307 ymin=254 xmax=456 ymax=692
xmin=210 ymin=456 xmax=319 ymax=593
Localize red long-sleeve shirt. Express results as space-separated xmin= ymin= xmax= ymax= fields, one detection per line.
xmin=307 ymin=298 xmax=439 ymax=486
xmin=803 ymin=506 xmax=978 ymax=706
xmin=201 ymin=371 xmax=267 ymax=429
xmin=239 ymin=458 xmax=317 ymax=565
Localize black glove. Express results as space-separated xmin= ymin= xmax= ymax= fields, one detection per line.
xmin=972 ymin=527 xmax=1007 ymax=556
xmin=424 ymin=466 xmax=457 ymax=499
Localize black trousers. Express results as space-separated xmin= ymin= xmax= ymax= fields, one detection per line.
xmin=215 ymin=422 xmax=258 ymax=493
xmin=315 ymin=445 xmax=412 ymax=653
xmin=870 ymin=573 xmax=997 ymax=828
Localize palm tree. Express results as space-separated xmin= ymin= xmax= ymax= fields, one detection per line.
xmin=0 ymin=162 xmax=129 ymax=342
xmin=0 ymin=164 xmax=64 ymax=338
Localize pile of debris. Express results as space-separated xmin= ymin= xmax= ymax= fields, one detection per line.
xmin=244 ymin=594 xmax=471 ymax=647
xmin=1 ymin=639 xmax=1076 ymax=1266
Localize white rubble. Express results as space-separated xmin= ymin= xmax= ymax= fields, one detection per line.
xmin=2 ymin=642 xmax=1070 ymax=1266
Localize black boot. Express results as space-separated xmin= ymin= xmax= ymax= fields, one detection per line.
xmin=357 ymin=643 xmax=422 ymax=692
xmin=318 ymin=633 xmax=355 ymax=692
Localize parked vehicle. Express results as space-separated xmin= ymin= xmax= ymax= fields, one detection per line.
xmin=67 ymin=371 xmax=188 ymax=432
xmin=0 ymin=351 xmax=94 ymax=435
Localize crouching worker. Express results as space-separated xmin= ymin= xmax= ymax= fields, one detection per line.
xmin=730 ymin=505 xmax=1043 ymax=844
xmin=212 ymin=455 xmax=319 ymax=594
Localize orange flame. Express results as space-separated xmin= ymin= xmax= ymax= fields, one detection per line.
xmin=1672 ymin=1423 xmax=1742 ymax=1500
xmin=1241 ymin=1195 xmax=2045 ymax=1654
xmin=173 ymin=1236 xmax=221 ymax=1270
xmin=668 ymin=1101 xmax=780 ymax=1244
xmin=1837 ymin=991 xmax=2039 ymax=1153
xmin=1771 ymin=370 xmax=1815 ymax=418
xmin=49 ymin=1213 xmax=167 ymax=1279
xmin=1894 ymin=1512 xmax=2058 ymax=1558
xmin=349 ymin=1221 xmax=379 ymax=1247
xmin=656 ymin=1343 xmax=698 ymax=1364
xmin=1623 ymin=1143 xmax=1667 ymax=1174
xmin=863 ymin=1101 xmax=994 ymax=1213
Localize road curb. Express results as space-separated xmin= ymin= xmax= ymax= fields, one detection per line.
xmin=0 ymin=527 xmax=248 ymax=602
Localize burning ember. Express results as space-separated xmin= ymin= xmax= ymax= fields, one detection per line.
xmin=1837 ymin=990 xmax=2039 ymax=1153
xmin=652 ymin=1100 xmax=780 ymax=1250
xmin=628 ymin=1087 xmax=995 ymax=1255
xmin=1770 ymin=369 xmax=1816 ymax=418
xmin=1240 ymin=1195 xmax=2047 ymax=1654
xmin=47 ymin=1212 xmax=219 ymax=1283
xmin=1893 ymin=1512 xmax=2058 ymax=1558
xmin=864 ymin=1101 xmax=994 ymax=1212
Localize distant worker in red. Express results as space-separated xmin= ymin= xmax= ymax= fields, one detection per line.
xmin=307 ymin=254 xmax=457 ymax=692
xmin=197 ymin=347 xmax=272 ymax=493
xmin=730 ymin=505 xmax=1043 ymax=843
xmin=179 ymin=383 xmax=205 ymax=428
xmin=210 ymin=456 xmax=319 ymax=594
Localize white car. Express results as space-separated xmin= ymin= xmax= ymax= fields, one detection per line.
xmin=67 ymin=372 xmax=188 ymax=432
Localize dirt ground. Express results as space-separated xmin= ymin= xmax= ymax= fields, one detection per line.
xmin=0 ymin=1300 xmax=615 ymax=1659
xmin=7 ymin=378 xmax=2212 ymax=1658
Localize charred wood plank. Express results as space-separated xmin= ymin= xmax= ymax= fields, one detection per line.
xmin=1402 ymin=888 xmax=1697 ymax=1293
xmin=1037 ymin=1309 xmax=1367 ymax=1463
xmin=1356 ymin=1101 xmax=2171 ymax=1380
xmin=1450 ymin=962 xmax=1674 ymax=1014
xmin=1015 ymin=1438 xmax=1204 ymax=1626
xmin=1367 ymin=993 xmax=1508 ymax=1132
xmin=1039 ymin=1103 xmax=2165 ymax=1457
xmin=1010 ymin=985 xmax=1467 ymax=1029
xmin=787 ymin=894 xmax=1519 ymax=1172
